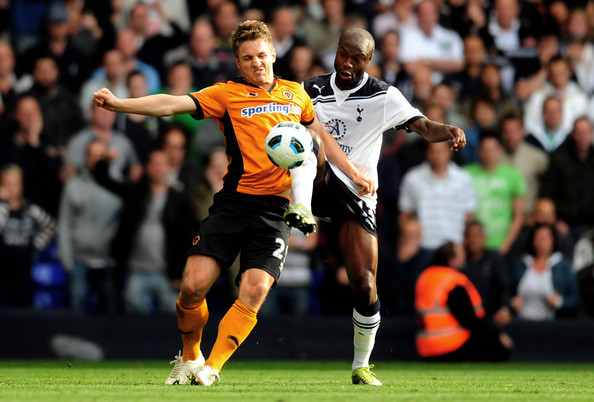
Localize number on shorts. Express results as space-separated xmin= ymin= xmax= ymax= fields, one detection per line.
xmin=272 ymin=238 xmax=288 ymax=272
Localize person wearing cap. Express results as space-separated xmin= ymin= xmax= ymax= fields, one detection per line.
xmin=20 ymin=1 xmax=91 ymax=94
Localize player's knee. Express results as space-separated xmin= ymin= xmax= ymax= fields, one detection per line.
xmin=180 ymin=276 xmax=208 ymax=301
xmin=244 ymin=283 xmax=270 ymax=307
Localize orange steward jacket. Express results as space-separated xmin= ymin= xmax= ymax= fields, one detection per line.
xmin=414 ymin=266 xmax=485 ymax=357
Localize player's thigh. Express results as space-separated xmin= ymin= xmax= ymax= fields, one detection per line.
xmin=240 ymin=214 xmax=291 ymax=287
xmin=181 ymin=254 xmax=223 ymax=298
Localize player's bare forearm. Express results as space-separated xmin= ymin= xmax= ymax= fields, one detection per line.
xmin=409 ymin=117 xmax=467 ymax=151
xmin=307 ymin=117 xmax=375 ymax=195
xmin=93 ymin=88 xmax=197 ymax=116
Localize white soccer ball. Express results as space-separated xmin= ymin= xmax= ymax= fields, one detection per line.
xmin=265 ymin=121 xmax=313 ymax=170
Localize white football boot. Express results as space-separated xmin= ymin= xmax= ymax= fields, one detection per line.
xmin=164 ymin=350 xmax=205 ymax=385
xmin=188 ymin=365 xmax=220 ymax=386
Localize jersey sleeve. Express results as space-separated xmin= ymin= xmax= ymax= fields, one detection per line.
xmin=188 ymin=83 xmax=228 ymax=120
xmin=385 ymin=86 xmax=424 ymax=132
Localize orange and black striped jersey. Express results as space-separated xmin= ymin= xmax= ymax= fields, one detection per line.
xmin=189 ymin=77 xmax=315 ymax=198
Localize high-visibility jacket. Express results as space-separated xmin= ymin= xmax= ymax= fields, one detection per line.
xmin=415 ymin=266 xmax=485 ymax=357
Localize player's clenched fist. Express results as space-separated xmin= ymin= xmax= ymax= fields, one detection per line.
xmin=93 ymin=88 xmax=118 ymax=111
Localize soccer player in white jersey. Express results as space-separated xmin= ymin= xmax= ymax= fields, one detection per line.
xmin=302 ymin=28 xmax=467 ymax=385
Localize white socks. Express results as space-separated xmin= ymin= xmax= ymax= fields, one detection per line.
xmin=289 ymin=150 xmax=318 ymax=209
xmin=352 ymin=308 xmax=381 ymax=370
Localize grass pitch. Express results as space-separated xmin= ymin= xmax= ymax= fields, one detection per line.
xmin=1 ymin=360 xmax=593 ymax=401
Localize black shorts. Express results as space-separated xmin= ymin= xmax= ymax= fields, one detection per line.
xmin=312 ymin=163 xmax=377 ymax=237
xmin=188 ymin=189 xmax=291 ymax=286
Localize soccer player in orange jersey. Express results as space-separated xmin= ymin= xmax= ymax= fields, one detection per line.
xmin=93 ymin=20 xmax=373 ymax=386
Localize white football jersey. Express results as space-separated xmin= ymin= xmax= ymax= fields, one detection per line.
xmin=303 ymin=72 xmax=424 ymax=209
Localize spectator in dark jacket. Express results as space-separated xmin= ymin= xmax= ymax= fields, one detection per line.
xmin=95 ymin=149 xmax=198 ymax=314
xmin=539 ymin=117 xmax=594 ymax=242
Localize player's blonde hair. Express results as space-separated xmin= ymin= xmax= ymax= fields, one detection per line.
xmin=230 ymin=20 xmax=273 ymax=57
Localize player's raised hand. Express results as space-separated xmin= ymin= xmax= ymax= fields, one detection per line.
xmin=447 ymin=125 xmax=467 ymax=151
xmin=93 ymin=88 xmax=119 ymax=111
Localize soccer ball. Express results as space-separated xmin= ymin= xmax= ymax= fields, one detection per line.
xmin=265 ymin=121 xmax=313 ymax=170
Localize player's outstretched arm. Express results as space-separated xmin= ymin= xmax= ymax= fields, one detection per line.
xmin=409 ymin=117 xmax=467 ymax=151
xmin=307 ymin=117 xmax=376 ymax=196
xmin=93 ymin=88 xmax=197 ymax=117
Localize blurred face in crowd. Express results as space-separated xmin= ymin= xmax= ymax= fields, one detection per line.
xmin=412 ymin=65 xmax=433 ymax=101
xmin=214 ymin=1 xmax=239 ymax=39
xmin=398 ymin=217 xmax=422 ymax=260
xmin=206 ymin=149 xmax=229 ymax=192
xmin=479 ymin=137 xmax=503 ymax=170
xmin=571 ymin=118 xmax=593 ymax=154
xmin=167 ymin=63 xmax=193 ymax=93
xmin=463 ymin=36 xmax=486 ymax=66
xmin=14 ymin=97 xmax=42 ymax=132
xmin=416 ymin=0 xmax=438 ymax=36
xmin=532 ymin=225 xmax=555 ymax=257
xmin=322 ymin=0 xmax=345 ymax=24
xmin=127 ymin=72 xmax=148 ymax=98
xmin=431 ymin=84 xmax=456 ymax=108
xmin=162 ymin=128 xmax=187 ymax=168
xmin=400 ymin=218 xmax=422 ymax=247
xmin=33 ymin=57 xmax=59 ymax=88
xmin=0 ymin=167 xmax=24 ymax=202
xmin=464 ymin=222 xmax=486 ymax=256
xmin=548 ymin=59 xmax=571 ymax=90
xmin=116 ymin=29 xmax=138 ymax=58
xmin=147 ymin=151 xmax=171 ymax=184
xmin=91 ymin=104 xmax=117 ymax=131
xmin=289 ymin=45 xmax=314 ymax=79
xmin=380 ymin=31 xmax=399 ymax=61
xmin=103 ymin=49 xmax=125 ymax=82
xmin=532 ymin=198 xmax=557 ymax=225
xmin=271 ymin=6 xmax=296 ymax=42
xmin=449 ymin=243 xmax=467 ymax=270
xmin=47 ymin=18 xmax=70 ymax=41
xmin=0 ymin=42 xmax=15 ymax=77
xmin=129 ymin=3 xmax=149 ymax=36
xmin=479 ymin=64 xmax=501 ymax=90
xmin=542 ymin=97 xmax=563 ymax=130
xmin=473 ymin=99 xmax=496 ymax=128
xmin=494 ymin=0 xmax=519 ymax=29
xmin=191 ymin=21 xmax=216 ymax=60
xmin=549 ymin=1 xmax=569 ymax=28
xmin=426 ymin=141 xmax=452 ymax=171
xmin=500 ymin=117 xmax=525 ymax=152
xmin=423 ymin=104 xmax=446 ymax=123
xmin=567 ymin=9 xmax=589 ymax=39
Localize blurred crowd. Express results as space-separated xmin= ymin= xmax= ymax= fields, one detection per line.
xmin=0 ymin=0 xmax=593 ymax=325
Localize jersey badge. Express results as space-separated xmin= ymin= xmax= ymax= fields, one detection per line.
xmin=325 ymin=118 xmax=347 ymax=140
xmin=356 ymin=104 xmax=364 ymax=122
xmin=282 ymin=90 xmax=293 ymax=100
